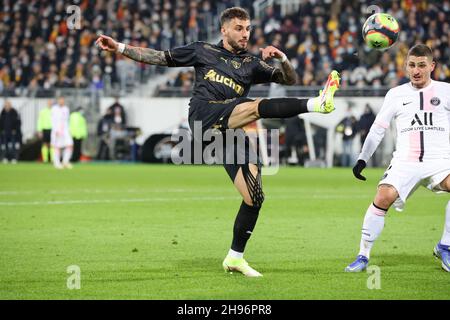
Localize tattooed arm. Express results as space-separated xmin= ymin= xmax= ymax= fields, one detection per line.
xmin=272 ymin=59 xmax=297 ymax=85
xmin=95 ymin=34 xmax=167 ymax=66
xmin=259 ymin=46 xmax=297 ymax=85
xmin=122 ymin=45 xmax=167 ymax=66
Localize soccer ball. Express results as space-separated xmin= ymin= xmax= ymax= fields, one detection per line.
xmin=362 ymin=13 xmax=400 ymax=50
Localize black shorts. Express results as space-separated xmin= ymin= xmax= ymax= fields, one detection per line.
xmin=188 ymin=97 xmax=254 ymax=133
xmin=188 ymin=97 xmax=260 ymax=181
xmin=42 ymin=129 xmax=51 ymax=143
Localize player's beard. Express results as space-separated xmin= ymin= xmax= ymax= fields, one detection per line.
xmin=228 ymin=38 xmax=247 ymax=53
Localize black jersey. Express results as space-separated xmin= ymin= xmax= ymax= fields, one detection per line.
xmin=164 ymin=41 xmax=279 ymax=102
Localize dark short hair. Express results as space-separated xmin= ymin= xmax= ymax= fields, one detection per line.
xmin=220 ymin=7 xmax=250 ymax=26
xmin=407 ymin=44 xmax=433 ymax=60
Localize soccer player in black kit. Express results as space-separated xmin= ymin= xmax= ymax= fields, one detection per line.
xmin=96 ymin=7 xmax=340 ymax=277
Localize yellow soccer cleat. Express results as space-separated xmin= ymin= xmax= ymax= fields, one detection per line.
xmin=222 ymin=256 xmax=263 ymax=277
xmin=313 ymin=70 xmax=340 ymax=113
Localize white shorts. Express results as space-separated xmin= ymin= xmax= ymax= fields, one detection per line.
xmin=51 ymin=130 xmax=73 ymax=148
xmin=378 ymin=159 xmax=450 ymax=211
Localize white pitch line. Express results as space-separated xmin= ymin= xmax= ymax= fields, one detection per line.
xmin=0 ymin=188 xmax=191 ymax=196
xmin=0 ymin=196 xmax=238 ymax=206
xmin=0 ymin=194 xmax=370 ymax=206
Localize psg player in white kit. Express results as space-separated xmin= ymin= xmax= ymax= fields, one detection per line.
xmin=51 ymin=97 xmax=73 ymax=169
xmin=345 ymin=44 xmax=450 ymax=272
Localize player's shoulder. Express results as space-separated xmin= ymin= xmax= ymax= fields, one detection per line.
xmin=432 ymin=80 xmax=450 ymax=91
xmin=198 ymin=42 xmax=223 ymax=53
xmin=387 ymin=82 xmax=412 ymax=96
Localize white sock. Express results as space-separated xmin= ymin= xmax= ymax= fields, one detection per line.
xmin=228 ymin=249 xmax=243 ymax=259
xmin=53 ymin=148 xmax=61 ymax=166
xmin=440 ymin=201 xmax=450 ymax=246
xmin=306 ymin=97 xmax=316 ymax=112
xmin=358 ymin=203 xmax=387 ymax=259
xmin=63 ymin=148 xmax=72 ymax=165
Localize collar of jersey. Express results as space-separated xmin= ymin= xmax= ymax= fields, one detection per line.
xmin=408 ymin=79 xmax=435 ymax=91
xmin=217 ymin=40 xmax=248 ymax=55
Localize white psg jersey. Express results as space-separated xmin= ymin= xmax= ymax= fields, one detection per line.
xmin=51 ymin=105 xmax=70 ymax=134
xmin=375 ymin=80 xmax=450 ymax=162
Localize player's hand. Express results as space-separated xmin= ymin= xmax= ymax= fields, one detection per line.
xmin=259 ymin=46 xmax=286 ymax=61
xmin=352 ymin=159 xmax=367 ymax=181
xmin=95 ymin=35 xmax=118 ymax=52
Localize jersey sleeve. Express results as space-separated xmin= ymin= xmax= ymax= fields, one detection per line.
xmin=445 ymin=84 xmax=450 ymax=111
xmin=252 ymin=59 xmax=278 ymax=84
xmin=373 ymin=89 xmax=397 ymax=129
xmin=164 ymin=42 xmax=200 ymax=67
xmin=358 ymin=124 xmax=386 ymax=162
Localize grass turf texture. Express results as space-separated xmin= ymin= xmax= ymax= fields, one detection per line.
xmin=0 ymin=163 xmax=449 ymax=300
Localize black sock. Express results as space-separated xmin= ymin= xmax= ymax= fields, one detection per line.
xmin=231 ymin=201 xmax=260 ymax=253
xmin=258 ymin=98 xmax=309 ymax=118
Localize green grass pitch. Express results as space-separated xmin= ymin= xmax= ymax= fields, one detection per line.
xmin=0 ymin=163 xmax=449 ymax=300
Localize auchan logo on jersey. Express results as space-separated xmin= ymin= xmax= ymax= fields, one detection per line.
xmin=203 ymin=69 xmax=244 ymax=95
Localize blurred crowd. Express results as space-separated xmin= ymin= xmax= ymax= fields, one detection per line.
xmin=1 ymin=0 xmax=448 ymax=98
xmin=0 ymin=0 xmax=234 ymax=96
xmin=160 ymin=0 xmax=450 ymax=92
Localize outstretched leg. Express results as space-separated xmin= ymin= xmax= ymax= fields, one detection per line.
xmin=227 ymin=70 xmax=340 ymax=129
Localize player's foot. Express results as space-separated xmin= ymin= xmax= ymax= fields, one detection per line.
xmin=63 ymin=163 xmax=73 ymax=169
xmin=2 ymin=158 xmax=8 ymax=164
xmin=54 ymin=163 xmax=64 ymax=169
xmin=433 ymin=243 xmax=450 ymax=272
xmin=345 ymin=255 xmax=369 ymax=272
xmin=313 ymin=70 xmax=340 ymax=113
xmin=222 ymin=256 xmax=263 ymax=277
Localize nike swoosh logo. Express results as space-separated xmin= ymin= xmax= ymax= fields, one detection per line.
xmin=403 ymin=102 xmax=412 ymax=106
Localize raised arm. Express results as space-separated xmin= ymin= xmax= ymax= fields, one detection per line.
xmin=259 ymin=46 xmax=297 ymax=85
xmin=95 ymin=35 xmax=167 ymax=66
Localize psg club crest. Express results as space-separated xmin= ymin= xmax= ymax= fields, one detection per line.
xmin=430 ymin=97 xmax=440 ymax=106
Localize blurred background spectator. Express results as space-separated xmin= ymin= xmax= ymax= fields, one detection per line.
xmin=336 ymin=105 xmax=358 ymax=167
xmin=284 ymin=116 xmax=308 ymax=165
xmin=357 ymin=103 xmax=379 ymax=167
xmin=69 ymin=106 xmax=88 ymax=162
xmin=96 ymin=107 xmax=113 ymax=160
xmin=357 ymin=103 xmax=375 ymax=147
xmin=0 ymin=99 xmax=21 ymax=163
xmin=37 ymin=99 xmax=53 ymax=163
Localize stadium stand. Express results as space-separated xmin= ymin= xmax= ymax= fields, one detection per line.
xmin=2 ymin=1 xmax=448 ymax=98
xmin=0 ymin=0 xmax=249 ymax=97
xmin=157 ymin=0 xmax=450 ymax=95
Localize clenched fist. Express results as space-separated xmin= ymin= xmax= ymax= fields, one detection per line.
xmin=259 ymin=46 xmax=286 ymax=61
xmin=95 ymin=35 xmax=118 ymax=52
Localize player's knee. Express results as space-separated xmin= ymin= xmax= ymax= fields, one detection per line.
xmin=242 ymin=198 xmax=264 ymax=209
xmin=252 ymin=99 xmax=263 ymax=117
xmin=440 ymin=175 xmax=450 ymax=191
xmin=242 ymin=193 xmax=264 ymax=209
xmin=374 ymin=185 xmax=398 ymax=209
